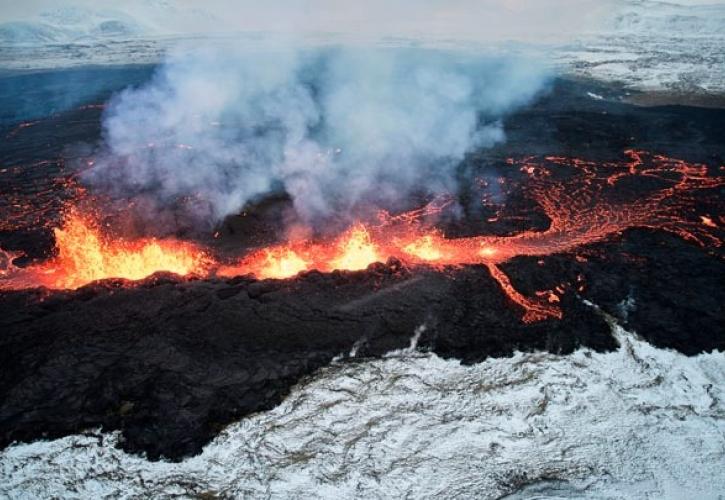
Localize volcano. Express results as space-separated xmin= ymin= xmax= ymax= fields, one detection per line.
xmin=0 ymin=73 xmax=723 ymax=462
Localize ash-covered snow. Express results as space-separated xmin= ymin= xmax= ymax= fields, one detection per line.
xmin=1 ymin=315 xmax=723 ymax=498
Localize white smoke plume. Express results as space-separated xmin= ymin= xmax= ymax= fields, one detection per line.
xmin=85 ymin=44 xmax=550 ymax=229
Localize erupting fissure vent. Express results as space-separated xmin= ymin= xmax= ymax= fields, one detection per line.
xmin=1 ymin=210 xmax=211 ymax=290
xmin=1 ymin=151 xmax=722 ymax=323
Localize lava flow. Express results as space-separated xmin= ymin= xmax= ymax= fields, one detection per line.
xmin=216 ymin=151 xmax=722 ymax=320
xmin=217 ymin=224 xmax=384 ymax=280
xmin=1 ymin=151 xmax=722 ymax=323
xmin=0 ymin=209 xmax=210 ymax=290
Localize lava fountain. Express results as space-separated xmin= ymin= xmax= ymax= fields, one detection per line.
xmin=1 ymin=151 xmax=722 ymax=323
xmin=217 ymin=224 xmax=383 ymax=279
xmin=0 ymin=209 xmax=211 ymax=290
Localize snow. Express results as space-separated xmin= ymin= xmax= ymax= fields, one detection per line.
xmin=553 ymin=32 xmax=725 ymax=93
xmin=2 ymin=310 xmax=723 ymax=498
xmin=1 ymin=1 xmax=724 ymax=94
xmin=0 ymin=6 xmax=145 ymax=45
xmin=607 ymin=1 xmax=725 ymax=35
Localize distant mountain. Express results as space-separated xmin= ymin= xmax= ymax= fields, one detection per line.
xmin=2 ymin=1 xmax=723 ymax=46
xmin=608 ymin=0 xmax=725 ymax=34
xmin=0 ymin=21 xmax=73 ymax=45
xmin=0 ymin=6 xmax=145 ymax=45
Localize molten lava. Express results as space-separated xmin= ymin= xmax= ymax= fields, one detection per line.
xmin=217 ymin=224 xmax=382 ymax=279
xmin=1 ymin=151 xmax=722 ymax=323
xmin=1 ymin=210 xmax=210 ymax=290
xmin=219 ymin=246 xmax=310 ymax=280
xmin=329 ymin=225 xmax=382 ymax=271
xmin=402 ymin=234 xmax=446 ymax=262
xmin=256 ymin=249 xmax=310 ymax=280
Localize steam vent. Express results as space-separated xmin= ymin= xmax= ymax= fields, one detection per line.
xmin=1 ymin=1 xmax=724 ymax=497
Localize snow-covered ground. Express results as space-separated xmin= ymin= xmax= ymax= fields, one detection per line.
xmin=554 ymin=1 xmax=725 ymax=94
xmin=1 ymin=308 xmax=724 ymax=498
xmin=0 ymin=1 xmax=724 ymax=94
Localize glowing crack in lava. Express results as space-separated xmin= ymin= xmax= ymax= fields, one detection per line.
xmin=1 ymin=151 xmax=722 ymax=323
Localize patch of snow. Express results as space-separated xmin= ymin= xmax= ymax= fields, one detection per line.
xmin=1 ymin=319 xmax=723 ymax=498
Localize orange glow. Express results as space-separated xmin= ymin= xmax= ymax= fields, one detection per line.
xmin=258 ymin=248 xmax=309 ymax=279
xmin=219 ymin=246 xmax=309 ymax=280
xmin=1 ymin=151 xmax=722 ymax=324
xmin=486 ymin=263 xmax=562 ymax=322
xmin=217 ymin=224 xmax=384 ymax=280
xmin=480 ymin=245 xmax=497 ymax=258
xmin=1 ymin=210 xmax=209 ymax=290
xmin=329 ymin=224 xmax=381 ymax=271
xmin=402 ymin=234 xmax=444 ymax=262
xmin=700 ymin=216 xmax=717 ymax=228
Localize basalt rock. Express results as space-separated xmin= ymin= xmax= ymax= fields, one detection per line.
xmin=0 ymin=74 xmax=723 ymax=461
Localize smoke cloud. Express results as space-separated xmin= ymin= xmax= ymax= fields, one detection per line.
xmin=85 ymin=44 xmax=550 ymax=229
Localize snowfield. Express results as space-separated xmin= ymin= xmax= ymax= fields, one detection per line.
xmin=1 ymin=1 xmax=724 ymax=94
xmin=2 ymin=311 xmax=724 ymax=499
xmin=554 ymin=32 xmax=725 ymax=94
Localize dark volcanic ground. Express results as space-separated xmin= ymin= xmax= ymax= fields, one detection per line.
xmin=0 ymin=69 xmax=723 ymax=460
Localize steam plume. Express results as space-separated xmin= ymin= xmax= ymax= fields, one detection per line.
xmin=85 ymin=45 xmax=550 ymax=229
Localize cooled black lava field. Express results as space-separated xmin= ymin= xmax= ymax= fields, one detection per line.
xmin=0 ymin=70 xmax=723 ymax=461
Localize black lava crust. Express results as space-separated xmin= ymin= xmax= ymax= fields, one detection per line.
xmin=1 ymin=75 xmax=724 ymax=460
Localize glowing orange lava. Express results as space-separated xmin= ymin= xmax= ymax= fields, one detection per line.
xmin=218 ymin=246 xmax=310 ymax=280
xmin=0 ymin=210 xmax=210 ymax=290
xmin=1 ymin=151 xmax=722 ymax=323
xmin=216 ymin=150 xmax=723 ymax=322
xmin=218 ymin=224 xmax=382 ymax=279
xmin=328 ymin=224 xmax=382 ymax=271
xmin=256 ymin=248 xmax=310 ymax=279
xmin=402 ymin=234 xmax=445 ymax=262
